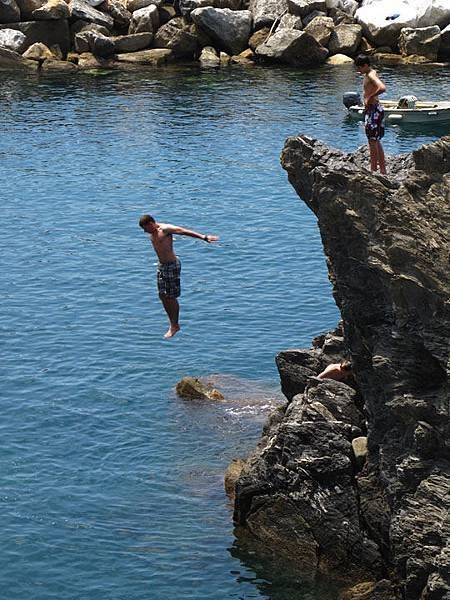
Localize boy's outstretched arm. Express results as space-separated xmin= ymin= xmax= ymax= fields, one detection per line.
xmin=162 ymin=224 xmax=219 ymax=243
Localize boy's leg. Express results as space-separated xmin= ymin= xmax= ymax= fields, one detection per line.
xmin=159 ymin=294 xmax=180 ymax=338
xmin=369 ymin=139 xmax=378 ymax=171
xmin=377 ymin=141 xmax=386 ymax=174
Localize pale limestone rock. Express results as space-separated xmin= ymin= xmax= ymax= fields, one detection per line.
xmin=199 ymin=44 xmax=219 ymax=65
xmin=115 ymin=47 xmax=172 ymax=64
xmin=22 ymin=41 xmax=54 ymax=59
xmin=326 ymin=52 xmax=352 ymax=63
xmin=0 ymin=27 xmax=26 ymax=52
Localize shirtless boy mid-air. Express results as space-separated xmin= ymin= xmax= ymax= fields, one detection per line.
xmin=355 ymin=54 xmax=387 ymax=174
xmin=139 ymin=214 xmax=219 ymax=339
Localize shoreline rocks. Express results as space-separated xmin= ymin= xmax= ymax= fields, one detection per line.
xmin=0 ymin=0 xmax=448 ymax=72
xmin=232 ymin=134 xmax=450 ymax=598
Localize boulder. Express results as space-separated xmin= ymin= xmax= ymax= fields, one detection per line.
xmin=191 ymin=7 xmax=251 ymax=55
xmin=301 ymin=8 xmax=325 ymax=26
xmin=328 ymin=22 xmax=361 ymax=56
xmin=255 ymin=28 xmax=328 ymax=66
xmin=40 ymin=57 xmax=78 ymax=70
xmin=128 ymin=3 xmax=159 ymax=34
xmin=114 ymin=46 xmax=172 ymax=63
xmin=304 ymin=15 xmax=334 ymax=46
xmin=329 ymin=7 xmax=355 ymax=25
xmin=159 ymin=2 xmax=175 ymax=23
xmin=0 ymin=19 xmax=71 ymax=53
xmin=199 ymin=44 xmax=219 ymax=65
xmin=179 ymin=0 xmax=241 ymax=14
xmin=355 ymin=2 xmax=419 ymax=47
xmin=100 ymin=0 xmax=131 ymax=28
xmin=175 ymin=376 xmax=224 ymax=400
xmin=0 ymin=45 xmax=37 ymax=67
xmin=15 ymin=0 xmax=44 ymax=19
xmin=76 ymin=50 xmax=108 ymax=66
xmin=416 ymin=0 xmax=450 ymax=29
xmin=248 ymin=25 xmax=269 ymax=50
xmin=177 ymin=0 xmax=210 ymax=17
xmin=326 ymin=0 xmax=357 ymax=16
xmin=127 ymin=0 xmax=163 ymax=12
xmin=219 ymin=50 xmax=230 ymax=63
xmin=22 ymin=40 xmax=53 ymax=58
xmin=440 ymin=23 xmax=450 ymax=58
xmin=32 ymin=0 xmax=69 ymax=19
xmin=153 ymin=17 xmax=197 ymax=57
xmin=0 ymin=26 xmax=25 ymax=50
xmin=111 ymin=31 xmax=151 ymax=52
xmin=276 ymin=13 xmax=302 ymax=31
xmin=326 ymin=51 xmax=352 ymax=63
xmin=0 ymin=0 xmax=20 ymax=24
xmin=398 ymin=25 xmax=441 ymax=60
xmin=70 ymin=21 xmax=109 ymax=49
xmin=75 ymin=29 xmax=115 ymax=56
xmin=231 ymin=46 xmax=254 ymax=63
xmin=287 ymin=0 xmax=326 ymax=18
xmin=69 ymin=0 xmax=114 ymax=28
xmin=249 ymin=0 xmax=287 ymax=29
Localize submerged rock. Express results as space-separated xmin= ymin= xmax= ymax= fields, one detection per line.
xmin=176 ymin=376 xmax=224 ymax=401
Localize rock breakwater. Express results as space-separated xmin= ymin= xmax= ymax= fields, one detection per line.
xmin=0 ymin=0 xmax=449 ymax=72
xmin=232 ymin=135 xmax=449 ymax=598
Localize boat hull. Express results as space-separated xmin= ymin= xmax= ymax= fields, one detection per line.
xmin=348 ymin=102 xmax=450 ymax=124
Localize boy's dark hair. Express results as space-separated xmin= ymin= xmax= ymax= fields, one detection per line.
xmin=355 ymin=54 xmax=371 ymax=67
xmin=341 ymin=360 xmax=352 ymax=371
xmin=139 ymin=214 xmax=155 ymax=228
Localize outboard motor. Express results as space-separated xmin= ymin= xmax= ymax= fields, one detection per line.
xmin=343 ymin=91 xmax=362 ymax=109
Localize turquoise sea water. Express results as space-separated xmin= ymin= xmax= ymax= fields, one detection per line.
xmin=1 ymin=63 xmax=449 ymax=600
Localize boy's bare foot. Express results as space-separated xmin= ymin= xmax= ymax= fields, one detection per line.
xmin=164 ymin=324 xmax=180 ymax=339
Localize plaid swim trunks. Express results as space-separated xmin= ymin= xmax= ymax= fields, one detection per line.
xmin=364 ymin=102 xmax=385 ymax=141
xmin=157 ymin=258 xmax=181 ymax=298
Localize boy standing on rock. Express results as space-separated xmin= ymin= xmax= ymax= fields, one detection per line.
xmin=355 ymin=54 xmax=387 ymax=175
xmin=139 ymin=214 xmax=219 ymax=339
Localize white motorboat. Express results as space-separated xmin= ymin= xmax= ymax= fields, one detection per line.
xmin=343 ymin=92 xmax=450 ymax=124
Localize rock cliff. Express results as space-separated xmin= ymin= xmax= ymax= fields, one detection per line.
xmin=233 ymin=135 xmax=449 ymax=598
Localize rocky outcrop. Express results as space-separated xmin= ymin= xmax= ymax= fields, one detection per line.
xmin=234 ymin=135 xmax=450 ymax=598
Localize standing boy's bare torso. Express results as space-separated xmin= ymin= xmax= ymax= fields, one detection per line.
xmin=363 ymin=70 xmax=381 ymax=106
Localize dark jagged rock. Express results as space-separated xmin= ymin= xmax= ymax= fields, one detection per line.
xmin=234 ymin=135 xmax=449 ymax=598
